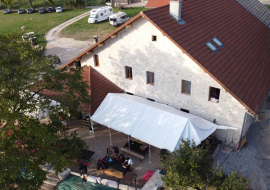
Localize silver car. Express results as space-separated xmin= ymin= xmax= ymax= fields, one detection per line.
xmin=3 ymin=9 xmax=12 ymax=14
xmin=18 ymin=8 xmax=26 ymax=14
xmin=56 ymin=6 xmax=63 ymax=13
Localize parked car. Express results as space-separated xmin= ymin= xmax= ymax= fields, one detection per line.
xmin=56 ymin=6 xmax=63 ymax=13
xmin=39 ymin=7 xmax=46 ymax=14
xmin=27 ymin=7 xmax=35 ymax=14
xmin=109 ymin=12 xmax=129 ymax=26
xmin=18 ymin=8 xmax=26 ymax=14
xmin=88 ymin=6 xmax=113 ymax=24
xmin=3 ymin=9 xmax=12 ymax=14
xmin=46 ymin=7 xmax=55 ymax=13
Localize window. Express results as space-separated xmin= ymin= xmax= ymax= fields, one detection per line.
xmin=206 ymin=41 xmax=218 ymax=53
xmin=182 ymin=80 xmax=191 ymax=94
xmin=94 ymin=54 xmax=99 ymax=67
xmin=152 ymin=35 xmax=157 ymax=41
xmin=126 ymin=92 xmax=133 ymax=95
xmin=146 ymin=71 xmax=154 ymax=85
xmin=209 ymin=87 xmax=220 ymax=103
xmin=147 ymin=98 xmax=155 ymax=102
xmin=180 ymin=108 xmax=189 ymax=113
xmin=212 ymin=37 xmax=224 ymax=48
xmin=125 ymin=66 xmax=132 ymax=79
xmin=75 ymin=61 xmax=81 ymax=68
xmin=110 ymin=8 xmax=112 ymax=11
xmin=100 ymin=13 xmax=103 ymax=16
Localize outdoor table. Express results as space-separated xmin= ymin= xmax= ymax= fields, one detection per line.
xmin=109 ymin=160 xmax=126 ymax=173
xmin=103 ymin=159 xmax=125 ymax=178
xmin=124 ymin=140 xmax=149 ymax=156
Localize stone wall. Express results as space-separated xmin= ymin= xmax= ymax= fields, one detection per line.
xmin=81 ymin=18 xmax=248 ymax=146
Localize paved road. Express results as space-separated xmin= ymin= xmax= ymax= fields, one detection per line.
xmin=215 ymin=102 xmax=270 ymax=190
xmin=261 ymin=0 xmax=270 ymax=5
xmin=124 ymin=1 xmax=147 ymax=7
xmin=44 ymin=11 xmax=94 ymax=68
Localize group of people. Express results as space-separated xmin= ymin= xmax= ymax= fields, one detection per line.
xmin=96 ymin=146 xmax=133 ymax=176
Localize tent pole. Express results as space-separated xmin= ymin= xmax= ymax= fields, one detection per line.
xmin=149 ymin=144 xmax=151 ymax=163
xmin=109 ymin=128 xmax=112 ymax=145
xmin=128 ymin=135 xmax=130 ymax=150
xmin=90 ymin=120 xmax=95 ymax=137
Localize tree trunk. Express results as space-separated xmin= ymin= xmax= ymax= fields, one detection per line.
xmin=29 ymin=0 xmax=32 ymax=7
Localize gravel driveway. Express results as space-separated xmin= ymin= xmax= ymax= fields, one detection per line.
xmin=44 ymin=11 xmax=94 ymax=68
xmin=214 ymin=100 xmax=270 ymax=190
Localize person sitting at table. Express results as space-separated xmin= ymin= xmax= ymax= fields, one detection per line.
xmin=96 ymin=159 xmax=106 ymax=173
xmin=123 ymin=157 xmax=133 ymax=175
xmin=111 ymin=146 xmax=119 ymax=159
xmin=117 ymin=154 xmax=125 ymax=163
xmin=106 ymin=148 xmax=113 ymax=158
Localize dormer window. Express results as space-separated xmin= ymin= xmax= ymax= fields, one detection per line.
xmin=152 ymin=35 xmax=157 ymax=41
xmin=212 ymin=37 xmax=224 ymax=48
xmin=206 ymin=41 xmax=218 ymax=53
xmin=209 ymin=87 xmax=220 ymax=103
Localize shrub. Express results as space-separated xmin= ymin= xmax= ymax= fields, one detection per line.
xmin=161 ymin=139 xmax=214 ymax=190
xmin=219 ymin=171 xmax=249 ymax=190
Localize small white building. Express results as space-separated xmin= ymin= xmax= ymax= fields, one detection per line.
xmin=62 ymin=0 xmax=270 ymax=148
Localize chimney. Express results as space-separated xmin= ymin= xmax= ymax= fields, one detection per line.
xmin=92 ymin=36 xmax=98 ymax=43
xmin=170 ymin=0 xmax=182 ymax=21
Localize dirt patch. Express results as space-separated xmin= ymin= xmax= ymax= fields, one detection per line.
xmin=44 ymin=11 xmax=94 ymax=67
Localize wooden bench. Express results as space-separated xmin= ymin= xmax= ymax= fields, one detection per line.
xmin=120 ymin=147 xmax=144 ymax=161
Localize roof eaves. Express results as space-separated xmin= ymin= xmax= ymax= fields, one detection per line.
xmin=141 ymin=11 xmax=256 ymax=115
xmin=61 ymin=13 xmax=142 ymax=69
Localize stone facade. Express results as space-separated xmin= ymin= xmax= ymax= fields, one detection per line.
xmin=81 ymin=18 xmax=248 ymax=146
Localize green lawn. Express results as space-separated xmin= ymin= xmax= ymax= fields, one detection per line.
xmin=61 ymin=7 xmax=148 ymax=41
xmin=0 ymin=0 xmax=105 ymax=9
xmin=0 ymin=9 xmax=88 ymax=47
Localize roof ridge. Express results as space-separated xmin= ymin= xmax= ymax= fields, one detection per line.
xmin=236 ymin=0 xmax=270 ymax=28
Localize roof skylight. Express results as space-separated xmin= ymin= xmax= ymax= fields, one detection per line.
xmin=206 ymin=41 xmax=218 ymax=53
xmin=212 ymin=37 xmax=224 ymax=48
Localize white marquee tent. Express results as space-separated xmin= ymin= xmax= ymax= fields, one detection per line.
xmin=91 ymin=93 xmax=238 ymax=153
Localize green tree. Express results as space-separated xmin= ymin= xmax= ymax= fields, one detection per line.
xmin=0 ymin=34 xmax=91 ymax=190
xmin=161 ymin=139 xmax=214 ymax=190
xmin=220 ymin=171 xmax=249 ymax=190
xmin=29 ymin=0 xmax=33 ymax=8
xmin=0 ymin=0 xmax=13 ymax=7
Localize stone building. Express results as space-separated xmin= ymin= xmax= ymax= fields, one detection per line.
xmin=62 ymin=0 xmax=270 ymax=148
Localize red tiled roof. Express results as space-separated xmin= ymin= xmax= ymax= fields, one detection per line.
xmin=38 ymin=66 xmax=122 ymax=114
xmin=145 ymin=0 xmax=170 ymax=8
xmin=76 ymin=66 xmax=122 ymax=114
xmin=89 ymin=67 xmax=122 ymax=114
xmin=80 ymin=66 xmax=91 ymax=113
xmin=143 ymin=0 xmax=270 ymax=114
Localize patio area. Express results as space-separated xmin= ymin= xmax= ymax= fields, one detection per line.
xmin=67 ymin=118 xmax=162 ymax=186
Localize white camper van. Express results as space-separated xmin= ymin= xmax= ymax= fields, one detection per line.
xmin=109 ymin=12 xmax=129 ymax=26
xmin=88 ymin=6 xmax=113 ymax=24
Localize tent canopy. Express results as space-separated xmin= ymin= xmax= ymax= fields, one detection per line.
xmin=91 ymin=93 xmax=238 ymax=152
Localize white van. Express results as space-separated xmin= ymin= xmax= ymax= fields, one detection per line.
xmin=109 ymin=12 xmax=129 ymax=26
xmin=88 ymin=6 xmax=113 ymax=24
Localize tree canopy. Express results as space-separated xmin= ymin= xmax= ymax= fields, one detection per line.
xmin=0 ymin=34 xmax=91 ymax=189
xmin=161 ymin=139 xmax=249 ymax=190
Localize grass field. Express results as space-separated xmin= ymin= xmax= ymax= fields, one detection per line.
xmin=61 ymin=7 xmax=147 ymax=41
xmin=0 ymin=9 xmax=88 ymax=47
xmin=0 ymin=0 xmax=105 ymax=9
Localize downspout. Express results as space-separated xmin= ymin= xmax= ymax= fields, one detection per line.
xmin=259 ymin=90 xmax=270 ymax=114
